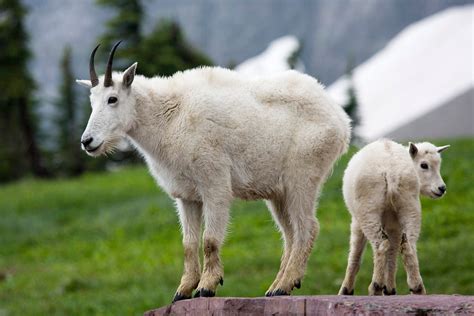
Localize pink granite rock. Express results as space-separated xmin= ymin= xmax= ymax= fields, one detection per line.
xmin=145 ymin=295 xmax=474 ymax=316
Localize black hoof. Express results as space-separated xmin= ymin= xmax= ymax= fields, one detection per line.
xmin=219 ymin=277 xmax=224 ymax=286
xmin=383 ymin=286 xmax=396 ymax=296
xmin=373 ymin=282 xmax=384 ymax=291
xmin=272 ymin=289 xmax=290 ymax=296
xmin=341 ymin=287 xmax=354 ymax=295
xmin=194 ymin=288 xmax=215 ymax=298
xmin=370 ymin=282 xmax=384 ymax=295
xmin=172 ymin=292 xmax=191 ymax=303
xmin=294 ymin=280 xmax=301 ymax=289
xmin=410 ymin=284 xmax=424 ymax=294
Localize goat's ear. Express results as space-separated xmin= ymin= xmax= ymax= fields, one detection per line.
xmin=409 ymin=142 xmax=418 ymax=158
xmin=122 ymin=62 xmax=137 ymax=88
xmin=437 ymin=145 xmax=450 ymax=153
xmin=76 ymin=79 xmax=92 ymax=89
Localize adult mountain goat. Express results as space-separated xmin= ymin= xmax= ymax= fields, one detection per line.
xmin=77 ymin=42 xmax=351 ymax=301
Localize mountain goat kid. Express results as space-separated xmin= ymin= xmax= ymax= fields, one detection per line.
xmin=77 ymin=42 xmax=351 ymax=301
xmin=339 ymin=139 xmax=449 ymax=296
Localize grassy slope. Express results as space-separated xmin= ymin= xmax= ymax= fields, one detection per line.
xmin=0 ymin=139 xmax=473 ymax=315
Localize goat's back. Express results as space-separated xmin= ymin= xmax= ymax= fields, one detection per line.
xmin=343 ymin=140 xmax=419 ymax=213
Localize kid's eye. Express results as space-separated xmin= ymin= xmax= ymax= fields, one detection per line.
xmin=108 ymin=96 xmax=118 ymax=104
xmin=420 ymin=163 xmax=428 ymax=170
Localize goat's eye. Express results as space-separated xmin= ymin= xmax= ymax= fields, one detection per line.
xmin=420 ymin=163 xmax=428 ymax=170
xmin=108 ymin=96 xmax=118 ymax=104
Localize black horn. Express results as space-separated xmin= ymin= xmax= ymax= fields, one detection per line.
xmin=104 ymin=40 xmax=122 ymax=87
xmin=89 ymin=44 xmax=100 ymax=87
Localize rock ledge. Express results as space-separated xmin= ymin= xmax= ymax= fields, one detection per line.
xmin=145 ymin=295 xmax=473 ymax=315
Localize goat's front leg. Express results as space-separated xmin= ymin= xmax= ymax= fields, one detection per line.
xmin=194 ymin=196 xmax=231 ymax=297
xmin=399 ymin=200 xmax=426 ymax=295
xmin=400 ymin=233 xmax=425 ymax=294
xmin=173 ymin=199 xmax=203 ymax=302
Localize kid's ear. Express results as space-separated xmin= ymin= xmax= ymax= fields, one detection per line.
xmin=76 ymin=79 xmax=92 ymax=89
xmin=437 ymin=145 xmax=450 ymax=153
xmin=122 ymin=62 xmax=138 ymax=88
xmin=409 ymin=142 xmax=418 ymax=159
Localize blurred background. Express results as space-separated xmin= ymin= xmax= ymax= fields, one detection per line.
xmin=0 ymin=0 xmax=473 ymax=315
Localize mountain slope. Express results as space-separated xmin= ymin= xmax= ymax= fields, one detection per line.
xmin=327 ymin=5 xmax=473 ymax=140
xmin=23 ymin=0 xmax=470 ymax=108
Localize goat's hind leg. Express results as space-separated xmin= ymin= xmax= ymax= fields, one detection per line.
xmin=265 ymin=197 xmax=293 ymax=296
xmin=173 ymin=199 xmax=203 ymax=302
xmin=339 ymin=219 xmax=367 ymax=295
xmin=358 ymin=209 xmax=390 ymax=295
xmin=383 ymin=228 xmax=401 ymax=295
xmin=272 ymin=188 xmax=319 ymax=296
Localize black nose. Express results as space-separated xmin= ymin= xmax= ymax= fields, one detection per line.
xmin=81 ymin=137 xmax=93 ymax=147
xmin=438 ymin=185 xmax=446 ymax=194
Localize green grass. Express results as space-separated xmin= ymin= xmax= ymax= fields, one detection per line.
xmin=1 ymin=138 xmax=473 ymax=315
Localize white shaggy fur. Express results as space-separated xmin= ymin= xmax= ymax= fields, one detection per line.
xmin=338 ymin=139 xmax=449 ymax=296
xmin=78 ymin=64 xmax=351 ymax=300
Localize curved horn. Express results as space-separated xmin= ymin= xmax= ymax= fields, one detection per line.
xmin=104 ymin=40 xmax=122 ymax=87
xmin=89 ymin=44 xmax=100 ymax=87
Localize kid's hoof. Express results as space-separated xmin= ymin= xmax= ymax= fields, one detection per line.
xmin=294 ymin=279 xmax=301 ymax=289
xmin=341 ymin=287 xmax=354 ymax=295
xmin=369 ymin=282 xmax=384 ymax=295
xmin=383 ymin=286 xmax=396 ymax=296
xmin=194 ymin=288 xmax=215 ymax=298
xmin=272 ymin=288 xmax=290 ymax=296
xmin=172 ymin=292 xmax=191 ymax=303
xmin=410 ymin=284 xmax=425 ymax=295
xmin=219 ymin=277 xmax=224 ymax=286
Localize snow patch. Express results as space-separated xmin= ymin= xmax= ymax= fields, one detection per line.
xmin=328 ymin=5 xmax=474 ymax=140
xmin=236 ymin=36 xmax=304 ymax=76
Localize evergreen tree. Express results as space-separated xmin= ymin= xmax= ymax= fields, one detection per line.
xmin=0 ymin=0 xmax=48 ymax=181
xmin=96 ymin=0 xmax=142 ymax=69
xmin=138 ymin=20 xmax=212 ymax=77
xmin=54 ymin=45 xmax=84 ymax=176
xmin=345 ymin=79 xmax=360 ymax=129
xmin=96 ymin=1 xmax=212 ymax=76
xmin=287 ymin=40 xmax=303 ymax=70
xmin=226 ymin=60 xmax=237 ymax=70
xmin=344 ymin=60 xmax=360 ymax=142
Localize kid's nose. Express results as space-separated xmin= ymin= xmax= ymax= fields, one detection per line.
xmin=438 ymin=185 xmax=446 ymax=194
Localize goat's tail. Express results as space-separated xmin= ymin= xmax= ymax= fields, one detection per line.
xmin=384 ymin=171 xmax=400 ymax=210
